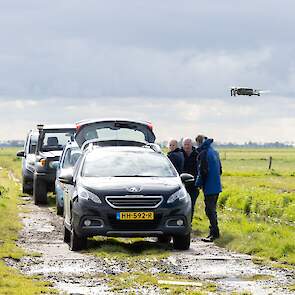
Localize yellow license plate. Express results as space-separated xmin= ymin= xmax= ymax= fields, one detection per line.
xmin=116 ymin=212 xmax=154 ymax=220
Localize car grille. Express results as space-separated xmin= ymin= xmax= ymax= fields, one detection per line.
xmin=105 ymin=195 xmax=163 ymax=209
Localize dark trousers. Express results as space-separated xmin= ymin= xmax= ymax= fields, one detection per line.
xmin=204 ymin=194 xmax=219 ymax=237
xmin=186 ymin=184 xmax=199 ymax=220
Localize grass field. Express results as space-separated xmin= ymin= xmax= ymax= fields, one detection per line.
xmin=193 ymin=147 xmax=295 ymax=266
xmin=0 ymin=147 xmax=55 ymax=294
xmin=0 ymin=147 xmax=294 ymax=274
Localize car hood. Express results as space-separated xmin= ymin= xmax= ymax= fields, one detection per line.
xmin=40 ymin=150 xmax=63 ymax=158
xmin=80 ymin=177 xmax=182 ymax=196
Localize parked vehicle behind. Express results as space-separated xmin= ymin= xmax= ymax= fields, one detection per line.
xmin=60 ymin=144 xmax=193 ymax=251
xmin=33 ymin=124 xmax=75 ymax=205
xmin=55 ymin=141 xmax=81 ymax=215
xmin=16 ymin=130 xmax=38 ymax=194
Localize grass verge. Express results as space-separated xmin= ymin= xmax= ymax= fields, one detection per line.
xmin=0 ymin=149 xmax=56 ymax=294
xmin=193 ymin=191 xmax=295 ymax=267
xmin=107 ymin=271 xmax=216 ymax=294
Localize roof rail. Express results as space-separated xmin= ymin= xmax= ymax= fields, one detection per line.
xmin=143 ymin=143 xmax=162 ymax=153
xmin=81 ymin=139 xmax=102 ymax=151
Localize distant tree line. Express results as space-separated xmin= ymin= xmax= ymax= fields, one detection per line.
xmin=0 ymin=139 xmax=294 ymax=148
xmin=0 ymin=140 xmax=25 ymax=147
xmin=158 ymin=140 xmax=294 ymax=148
xmin=214 ymin=141 xmax=294 ymax=148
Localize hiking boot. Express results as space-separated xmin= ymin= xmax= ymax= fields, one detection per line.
xmin=201 ymin=235 xmax=219 ymax=243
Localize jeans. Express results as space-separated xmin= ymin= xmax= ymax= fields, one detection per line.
xmin=186 ymin=183 xmax=199 ymax=220
xmin=204 ymin=194 xmax=219 ymax=237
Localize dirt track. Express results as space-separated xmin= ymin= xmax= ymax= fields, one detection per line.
xmin=5 ymin=194 xmax=295 ymax=295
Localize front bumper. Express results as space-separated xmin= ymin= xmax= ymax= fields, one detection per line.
xmin=71 ymin=198 xmax=191 ymax=238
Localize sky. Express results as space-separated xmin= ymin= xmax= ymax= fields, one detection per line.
xmin=0 ymin=0 xmax=295 ymax=143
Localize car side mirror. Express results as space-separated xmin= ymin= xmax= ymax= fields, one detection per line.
xmin=59 ymin=171 xmax=74 ymax=185
xmin=180 ymin=173 xmax=194 ymax=184
xmin=16 ymin=150 xmax=25 ymax=157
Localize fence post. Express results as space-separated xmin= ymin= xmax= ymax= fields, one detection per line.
xmin=268 ymin=156 xmax=272 ymax=170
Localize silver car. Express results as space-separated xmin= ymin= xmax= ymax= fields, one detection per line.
xmin=17 ymin=130 xmax=38 ymax=194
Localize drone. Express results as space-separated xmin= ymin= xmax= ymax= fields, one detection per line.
xmin=230 ymin=87 xmax=270 ymax=97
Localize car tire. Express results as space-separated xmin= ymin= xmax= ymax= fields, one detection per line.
xmin=22 ymin=182 xmax=32 ymax=195
xmin=33 ymin=177 xmax=48 ymax=205
xmin=63 ymin=226 xmax=71 ymax=243
xmin=158 ymin=235 xmax=171 ymax=244
xmin=69 ymin=229 xmax=87 ymax=251
xmin=173 ymin=233 xmax=191 ymax=250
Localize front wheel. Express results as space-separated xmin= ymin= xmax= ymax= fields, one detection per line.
xmin=158 ymin=235 xmax=171 ymax=244
xmin=22 ymin=181 xmax=33 ymax=195
xmin=63 ymin=226 xmax=71 ymax=243
xmin=56 ymin=197 xmax=63 ymax=216
xmin=33 ymin=177 xmax=48 ymax=205
xmin=173 ymin=233 xmax=191 ymax=250
xmin=69 ymin=229 xmax=87 ymax=251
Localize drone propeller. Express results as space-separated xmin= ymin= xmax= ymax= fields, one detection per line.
xmin=257 ymin=90 xmax=271 ymax=94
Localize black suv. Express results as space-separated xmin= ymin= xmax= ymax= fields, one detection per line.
xmin=60 ymin=145 xmax=193 ymax=251
xmin=33 ymin=124 xmax=75 ymax=204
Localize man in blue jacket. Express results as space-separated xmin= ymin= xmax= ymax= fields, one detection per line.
xmin=195 ymin=137 xmax=222 ymax=242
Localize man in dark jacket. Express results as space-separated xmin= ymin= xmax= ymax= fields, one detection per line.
xmin=167 ymin=139 xmax=184 ymax=174
xmin=195 ymin=138 xmax=222 ymax=242
xmin=181 ymin=138 xmax=199 ymax=219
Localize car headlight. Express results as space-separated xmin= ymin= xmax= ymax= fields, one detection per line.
xmin=167 ymin=187 xmax=189 ymax=204
xmin=77 ymin=187 xmax=102 ymax=204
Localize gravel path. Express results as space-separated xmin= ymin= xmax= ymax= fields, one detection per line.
xmin=5 ymin=194 xmax=295 ymax=295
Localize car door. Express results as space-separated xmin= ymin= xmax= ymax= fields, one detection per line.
xmin=25 ymin=133 xmax=38 ymax=174
xmin=55 ymin=145 xmax=69 ymax=200
xmin=64 ymin=152 xmax=83 ymax=225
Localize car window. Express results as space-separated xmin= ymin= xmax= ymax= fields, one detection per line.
xmin=62 ymin=148 xmax=81 ymax=169
xmin=29 ymin=135 xmax=38 ymax=154
xmin=82 ymin=151 xmax=176 ymax=177
xmin=24 ymin=134 xmax=29 ymax=153
xmin=84 ymin=127 xmax=146 ymax=143
xmin=41 ymin=131 xmax=74 ymax=151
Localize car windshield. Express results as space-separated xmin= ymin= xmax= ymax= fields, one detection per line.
xmin=41 ymin=130 xmax=74 ymax=151
xmin=82 ymin=151 xmax=176 ymax=177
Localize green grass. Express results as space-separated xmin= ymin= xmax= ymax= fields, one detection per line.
xmin=192 ymin=147 xmax=295 ymax=267
xmin=1 ymin=146 xmax=294 ymax=293
xmin=107 ymin=271 xmax=215 ymax=294
xmin=0 ymin=147 xmax=22 ymax=179
xmin=0 ymin=148 xmax=56 ymax=295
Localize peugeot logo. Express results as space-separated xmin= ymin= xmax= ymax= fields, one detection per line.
xmin=126 ymin=186 xmax=142 ymax=193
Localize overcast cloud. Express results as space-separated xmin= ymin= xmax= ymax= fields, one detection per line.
xmin=0 ymin=0 xmax=294 ymax=142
